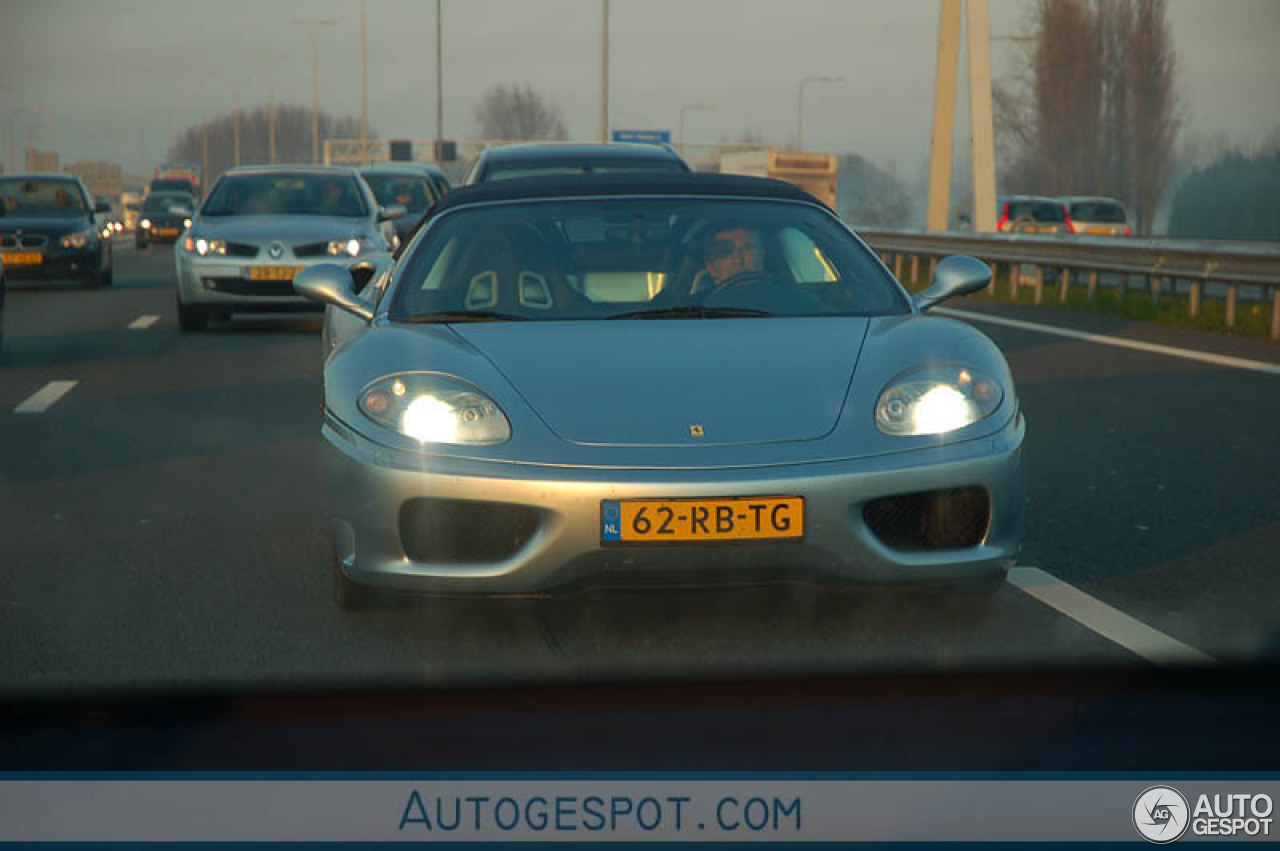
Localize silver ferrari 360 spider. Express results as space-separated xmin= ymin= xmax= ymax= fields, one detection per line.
xmin=295 ymin=173 xmax=1025 ymax=609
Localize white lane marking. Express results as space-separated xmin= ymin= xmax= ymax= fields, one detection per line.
xmin=128 ymin=315 xmax=160 ymax=330
xmin=14 ymin=380 xmax=79 ymax=414
xmin=1008 ymin=567 xmax=1216 ymax=665
xmin=937 ymin=307 xmax=1280 ymax=376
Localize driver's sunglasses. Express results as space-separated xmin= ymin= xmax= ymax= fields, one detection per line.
xmin=706 ymin=239 xmax=763 ymax=261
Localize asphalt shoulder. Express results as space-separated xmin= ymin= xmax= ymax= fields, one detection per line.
xmin=944 ymin=301 xmax=1280 ymax=366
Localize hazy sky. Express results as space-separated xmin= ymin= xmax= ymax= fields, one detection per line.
xmin=1 ymin=0 xmax=1277 ymax=178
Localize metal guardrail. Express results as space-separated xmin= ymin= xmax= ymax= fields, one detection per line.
xmin=859 ymin=229 xmax=1280 ymax=341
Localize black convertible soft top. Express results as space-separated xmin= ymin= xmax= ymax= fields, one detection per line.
xmin=429 ymin=172 xmax=823 ymax=214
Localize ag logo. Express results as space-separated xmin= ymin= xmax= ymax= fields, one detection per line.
xmin=1134 ymin=786 xmax=1190 ymax=843
xmin=268 ymin=241 xmax=285 ymax=259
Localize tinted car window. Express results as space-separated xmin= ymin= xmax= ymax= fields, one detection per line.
xmin=361 ymin=174 xmax=435 ymax=212
xmin=1068 ymin=201 xmax=1127 ymax=223
xmin=0 ymin=178 xmax=88 ymax=215
xmin=1006 ymin=200 xmax=1066 ymax=222
xmin=484 ymin=159 xmax=688 ymax=181
xmin=202 ymin=174 xmax=368 ymax=217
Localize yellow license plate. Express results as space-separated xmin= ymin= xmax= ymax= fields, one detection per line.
xmin=1088 ymin=226 xmax=1118 ymax=235
xmin=248 ymin=265 xmax=303 ymax=281
xmin=156 ymin=227 xmax=179 ymax=237
xmin=1 ymin=251 xmax=43 ymax=266
xmin=601 ymin=496 xmax=804 ymax=543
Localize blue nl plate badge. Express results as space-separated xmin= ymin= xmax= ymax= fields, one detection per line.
xmin=601 ymin=501 xmax=622 ymax=541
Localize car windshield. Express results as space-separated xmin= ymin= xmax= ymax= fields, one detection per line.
xmin=360 ymin=173 xmax=435 ymax=212
xmin=1069 ymin=201 xmax=1128 ymax=223
xmin=142 ymin=194 xmax=188 ymax=212
xmin=201 ymin=173 xmax=367 ymax=217
xmin=390 ymin=198 xmax=907 ymax=321
xmin=0 ymin=179 xmax=86 ymax=215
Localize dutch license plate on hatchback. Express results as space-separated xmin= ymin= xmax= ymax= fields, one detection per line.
xmin=601 ymin=496 xmax=804 ymax=544
xmin=1 ymin=251 xmax=42 ymax=266
xmin=248 ymin=265 xmax=303 ymax=281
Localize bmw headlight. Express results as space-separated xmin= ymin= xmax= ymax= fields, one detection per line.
xmin=183 ymin=236 xmax=226 ymax=256
xmin=60 ymin=229 xmax=92 ymax=249
xmin=875 ymin=365 xmax=1004 ymax=436
xmin=328 ymin=237 xmax=376 ymax=257
xmin=358 ymin=374 xmax=511 ymax=445
xmin=140 ymin=218 xmax=152 ymax=229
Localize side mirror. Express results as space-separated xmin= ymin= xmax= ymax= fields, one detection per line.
xmin=911 ymin=255 xmax=992 ymax=312
xmin=94 ymin=201 xmax=112 ymax=214
xmin=378 ymin=204 xmax=407 ymax=222
xmin=293 ymin=263 xmax=375 ymax=321
xmin=169 ymin=205 xmax=193 ymax=218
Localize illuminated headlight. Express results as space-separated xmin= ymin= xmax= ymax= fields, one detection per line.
xmin=140 ymin=219 xmax=152 ymax=229
xmin=875 ymin=365 xmax=1004 ymax=436
xmin=183 ymin=218 xmax=192 ymax=228
xmin=328 ymin=237 xmax=374 ymax=257
xmin=60 ymin=229 xmax=92 ymax=249
xmin=358 ymin=374 xmax=511 ymax=445
xmin=112 ymin=222 xmax=123 ymax=232
xmin=183 ymin=236 xmax=226 ymax=256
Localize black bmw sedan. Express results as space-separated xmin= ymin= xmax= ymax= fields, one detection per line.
xmin=0 ymin=174 xmax=114 ymax=288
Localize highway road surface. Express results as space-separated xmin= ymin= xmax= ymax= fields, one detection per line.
xmin=2 ymin=239 xmax=1278 ymax=697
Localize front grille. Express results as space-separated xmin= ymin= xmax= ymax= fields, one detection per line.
xmin=224 ymin=242 xmax=258 ymax=257
xmin=863 ymin=487 xmax=990 ymax=552
xmin=1 ymin=234 xmax=50 ymax=249
xmin=201 ymin=278 xmax=297 ymax=296
xmin=399 ymin=498 xmax=541 ymax=564
xmin=292 ymin=242 xmax=328 ymax=258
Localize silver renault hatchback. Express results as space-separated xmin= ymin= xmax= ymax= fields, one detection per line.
xmin=175 ymin=166 xmax=404 ymax=331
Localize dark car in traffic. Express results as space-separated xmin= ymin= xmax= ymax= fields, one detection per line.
xmin=358 ymin=165 xmax=442 ymax=246
xmin=0 ymin=174 xmax=114 ymax=288
xmin=463 ymin=142 xmax=692 ymax=184
xmin=136 ymin=192 xmax=194 ymax=249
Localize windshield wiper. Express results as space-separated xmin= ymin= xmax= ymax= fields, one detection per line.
xmin=399 ymin=310 xmax=529 ymax=324
xmin=606 ymin=305 xmax=774 ymax=320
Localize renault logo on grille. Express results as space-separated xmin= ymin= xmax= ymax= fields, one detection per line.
xmin=268 ymin=241 xmax=285 ymax=260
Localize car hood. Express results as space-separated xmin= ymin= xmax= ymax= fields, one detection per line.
xmin=194 ymin=214 xmax=371 ymax=245
xmin=0 ymin=216 xmax=91 ymax=235
xmin=451 ymin=318 xmax=870 ymax=447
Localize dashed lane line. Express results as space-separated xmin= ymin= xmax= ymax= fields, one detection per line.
xmin=937 ymin=308 xmax=1280 ymax=376
xmin=1009 ymin=566 xmax=1216 ymax=665
xmin=13 ymin=380 xmax=79 ymax=414
xmin=128 ymin=315 xmax=161 ymax=330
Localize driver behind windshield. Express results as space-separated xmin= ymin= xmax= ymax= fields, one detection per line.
xmin=703 ymin=225 xmax=764 ymax=289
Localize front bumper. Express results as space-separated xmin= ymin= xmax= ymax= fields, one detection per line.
xmin=324 ymin=412 xmax=1026 ymax=595
xmin=0 ymin=245 xmax=101 ymax=281
xmin=176 ymin=253 xmax=364 ymax=311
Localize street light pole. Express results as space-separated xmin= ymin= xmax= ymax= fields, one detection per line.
xmin=435 ymin=0 xmax=443 ymax=153
xmin=265 ymin=54 xmax=288 ymax=165
xmin=8 ymin=105 xmax=39 ymax=175
xmin=599 ymin=0 xmax=610 ymax=143
xmin=677 ymin=103 xmax=715 ymax=158
xmin=294 ymin=18 xmax=337 ymax=164
xmin=796 ymin=76 xmax=842 ymax=153
xmin=359 ymin=0 xmax=369 ymax=164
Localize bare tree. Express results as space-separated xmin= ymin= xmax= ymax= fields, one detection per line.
xmin=1031 ymin=0 xmax=1105 ymax=194
xmin=1126 ymin=0 xmax=1180 ymax=234
xmin=167 ymin=105 xmax=366 ymax=186
xmin=992 ymin=0 xmax=1179 ymax=232
xmin=473 ymin=84 xmax=568 ymax=141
